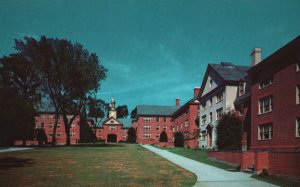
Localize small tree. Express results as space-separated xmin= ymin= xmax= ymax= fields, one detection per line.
xmin=159 ymin=131 xmax=168 ymax=142
xmin=174 ymin=132 xmax=184 ymax=147
xmin=216 ymin=110 xmax=243 ymax=151
xmin=127 ymin=127 xmax=137 ymax=143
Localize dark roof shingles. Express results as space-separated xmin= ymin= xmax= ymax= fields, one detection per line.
xmin=136 ymin=105 xmax=180 ymax=116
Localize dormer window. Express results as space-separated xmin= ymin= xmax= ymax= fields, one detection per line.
xmin=239 ymin=82 xmax=246 ymax=96
xmin=259 ymin=77 xmax=273 ymax=89
xmin=209 ymin=78 xmax=213 ymax=87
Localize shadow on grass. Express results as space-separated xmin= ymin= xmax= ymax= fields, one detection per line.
xmin=0 ymin=157 xmax=34 ymax=173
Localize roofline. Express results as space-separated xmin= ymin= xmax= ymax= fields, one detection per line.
xmin=248 ymin=35 xmax=300 ymax=74
xmin=172 ymin=98 xmax=198 ymax=118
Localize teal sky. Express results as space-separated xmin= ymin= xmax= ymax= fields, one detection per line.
xmin=1 ymin=0 xmax=300 ymax=111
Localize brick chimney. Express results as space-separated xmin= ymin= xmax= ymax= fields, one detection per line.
xmin=251 ymin=48 xmax=262 ymax=66
xmin=194 ymin=87 xmax=201 ymax=98
xmin=176 ymin=98 xmax=180 ymax=106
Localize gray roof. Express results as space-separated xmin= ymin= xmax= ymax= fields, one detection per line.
xmin=210 ymin=63 xmax=250 ymax=82
xmin=136 ymin=105 xmax=180 ymax=116
xmin=94 ymin=118 xmax=132 ymax=128
xmin=37 ymin=102 xmax=56 ymax=113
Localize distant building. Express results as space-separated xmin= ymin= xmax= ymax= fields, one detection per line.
xmin=172 ymin=88 xmax=200 ymax=148
xmin=248 ymin=36 xmax=300 ymax=151
xmin=198 ymin=62 xmax=249 ymax=149
xmin=132 ymin=104 xmax=179 ymax=145
xmin=93 ymin=99 xmax=132 ymax=143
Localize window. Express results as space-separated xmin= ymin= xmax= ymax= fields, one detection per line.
xmin=41 ymin=115 xmax=45 ymax=120
xmin=209 ymin=78 xmax=213 ymax=87
xmin=71 ymin=124 xmax=75 ymax=128
xmin=156 ymin=125 xmax=160 ymax=130
xmin=98 ymin=129 xmax=102 ymax=133
xmin=40 ymin=123 xmax=45 ymax=128
xmin=185 ymin=121 xmax=189 ymax=127
xmin=297 ymin=62 xmax=300 ymax=72
xmin=109 ymin=125 xmax=116 ymax=130
xmin=143 ymin=117 xmax=151 ymax=122
xmin=200 ymin=101 xmax=206 ymax=111
xmin=122 ymin=129 xmax=127 ymax=133
xmin=180 ymin=123 xmax=183 ymax=129
xmin=70 ymin=132 xmax=76 ymax=137
xmin=156 ymin=117 xmax=160 ymax=122
xmin=259 ymin=78 xmax=273 ymax=89
xmin=176 ymin=126 xmax=178 ymax=131
xmin=209 ymin=112 xmax=212 ymax=122
xmin=143 ymin=125 xmax=151 ymax=130
xmin=49 ymin=124 xmax=53 ymax=128
xmin=122 ymin=136 xmax=126 ymax=141
xmin=98 ymin=135 xmax=102 ymax=139
xmin=216 ymin=108 xmax=223 ymax=121
xmin=259 ymin=96 xmax=273 ymax=114
xmin=156 ymin=134 xmax=160 ymax=138
xmin=49 ymin=115 xmax=54 ymax=119
xmin=297 ymin=85 xmax=300 ymax=104
xmin=163 ymin=117 xmax=167 ymax=122
xmin=57 ymin=132 xmax=61 ymax=137
xmin=258 ymin=124 xmax=272 ymax=140
xmin=296 ymin=118 xmax=300 ymax=137
xmin=184 ymin=132 xmax=188 ymax=139
xmin=201 ymin=115 xmax=206 ymax=125
xmin=201 ymin=132 xmax=206 ymax=140
xmin=49 ymin=132 xmax=53 ymax=137
xmin=209 ymin=97 xmax=212 ymax=107
xmin=67 ymin=115 xmax=72 ymax=119
xmin=163 ymin=126 xmax=167 ymax=130
xmin=239 ymin=82 xmax=245 ymax=96
xmin=216 ymin=92 xmax=223 ymax=103
xmin=57 ymin=123 xmax=61 ymax=128
xmin=143 ymin=133 xmax=151 ymax=138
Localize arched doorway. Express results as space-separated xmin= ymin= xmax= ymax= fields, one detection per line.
xmin=107 ymin=134 xmax=117 ymax=143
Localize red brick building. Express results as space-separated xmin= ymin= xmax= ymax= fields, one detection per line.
xmin=35 ymin=104 xmax=81 ymax=145
xmin=132 ymin=104 xmax=179 ymax=145
xmin=249 ymin=36 xmax=300 ymax=151
xmin=172 ymin=88 xmax=200 ymax=148
xmin=93 ymin=99 xmax=132 ymax=143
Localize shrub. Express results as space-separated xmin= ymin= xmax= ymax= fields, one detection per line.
xmin=159 ymin=131 xmax=168 ymax=142
xmin=174 ymin=132 xmax=184 ymax=147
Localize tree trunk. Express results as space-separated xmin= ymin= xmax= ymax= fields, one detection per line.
xmin=22 ymin=138 xmax=26 ymax=147
xmin=62 ymin=113 xmax=71 ymax=146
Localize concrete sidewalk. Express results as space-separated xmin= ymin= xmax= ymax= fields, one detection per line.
xmin=142 ymin=145 xmax=278 ymax=187
xmin=0 ymin=147 xmax=33 ymax=153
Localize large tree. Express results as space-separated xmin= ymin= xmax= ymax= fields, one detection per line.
xmin=116 ymin=105 xmax=129 ymax=118
xmin=14 ymin=36 xmax=107 ymax=146
xmin=87 ymin=97 xmax=109 ymax=143
xmin=127 ymin=127 xmax=137 ymax=143
xmin=0 ymin=54 xmax=41 ymax=146
xmin=216 ymin=110 xmax=243 ymax=151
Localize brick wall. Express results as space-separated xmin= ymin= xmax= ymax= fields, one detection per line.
xmin=208 ymin=151 xmax=254 ymax=169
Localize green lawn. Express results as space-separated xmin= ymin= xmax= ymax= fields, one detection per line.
xmin=155 ymin=146 xmax=236 ymax=170
xmin=0 ymin=144 xmax=196 ymax=187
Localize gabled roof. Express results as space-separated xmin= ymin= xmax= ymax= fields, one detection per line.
xmin=172 ymin=98 xmax=199 ymax=118
xmin=198 ymin=62 xmax=250 ymax=99
xmin=94 ymin=117 xmax=132 ymax=128
xmin=136 ymin=105 xmax=180 ymax=116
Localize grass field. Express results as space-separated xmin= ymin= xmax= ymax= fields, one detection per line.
xmin=0 ymin=144 xmax=196 ymax=187
xmin=156 ymin=146 xmax=236 ymax=170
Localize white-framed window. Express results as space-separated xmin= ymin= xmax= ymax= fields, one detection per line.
xmin=209 ymin=112 xmax=212 ymax=123
xmin=57 ymin=123 xmax=61 ymax=128
xmin=40 ymin=123 xmax=45 ymax=128
xmin=156 ymin=125 xmax=160 ymax=130
xmin=163 ymin=117 xmax=167 ymax=122
xmin=41 ymin=115 xmax=45 ymax=120
xmin=143 ymin=133 xmax=151 ymax=138
xmin=156 ymin=117 xmax=160 ymax=122
xmin=259 ymin=96 xmax=273 ymax=114
xmin=71 ymin=123 xmax=75 ymax=128
xmin=180 ymin=123 xmax=182 ymax=129
xmin=67 ymin=115 xmax=72 ymax=119
xmin=57 ymin=132 xmax=61 ymax=137
xmin=163 ymin=126 xmax=167 ymax=130
xmin=184 ymin=132 xmax=188 ymax=139
xmin=143 ymin=125 xmax=151 ymax=130
xmin=216 ymin=92 xmax=223 ymax=103
xmin=185 ymin=121 xmax=189 ymax=127
xmin=200 ymin=101 xmax=206 ymax=111
xmin=296 ymin=118 xmax=300 ymax=137
xmin=209 ymin=78 xmax=213 ymax=87
xmin=209 ymin=97 xmax=212 ymax=107
xmin=143 ymin=117 xmax=151 ymax=122
xmin=258 ymin=124 xmax=272 ymax=140
xmin=216 ymin=108 xmax=223 ymax=121
xmin=49 ymin=124 xmax=53 ymax=128
xmin=296 ymin=85 xmax=300 ymax=104
xmin=122 ymin=136 xmax=126 ymax=141
xmin=49 ymin=115 xmax=54 ymax=119
xmin=259 ymin=78 xmax=273 ymax=89
xmin=122 ymin=129 xmax=127 ymax=133
xmin=48 ymin=132 xmax=53 ymax=137
xmin=176 ymin=126 xmax=179 ymax=131
xmin=98 ymin=129 xmax=102 ymax=133
xmin=98 ymin=135 xmax=102 ymax=139
xmin=156 ymin=134 xmax=160 ymax=138
xmin=70 ymin=132 xmax=76 ymax=137
xmin=296 ymin=62 xmax=300 ymax=72
xmin=201 ymin=115 xmax=206 ymax=125
xmin=109 ymin=125 xmax=116 ymax=130
xmin=239 ymin=82 xmax=246 ymax=96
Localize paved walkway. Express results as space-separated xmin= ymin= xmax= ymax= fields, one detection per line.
xmin=142 ymin=145 xmax=278 ymax=187
xmin=0 ymin=147 xmax=33 ymax=153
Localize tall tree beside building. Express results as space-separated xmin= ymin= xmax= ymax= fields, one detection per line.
xmin=216 ymin=110 xmax=243 ymax=151
xmin=14 ymin=36 xmax=107 ymax=146
xmin=159 ymin=131 xmax=168 ymax=142
xmin=174 ymin=132 xmax=184 ymax=147
xmin=116 ymin=105 xmax=129 ymax=118
xmin=127 ymin=127 xmax=137 ymax=143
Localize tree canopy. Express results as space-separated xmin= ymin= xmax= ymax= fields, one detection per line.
xmin=116 ymin=105 xmax=129 ymax=118
xmin=216 ymin=110 xmax=243 ymax=151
